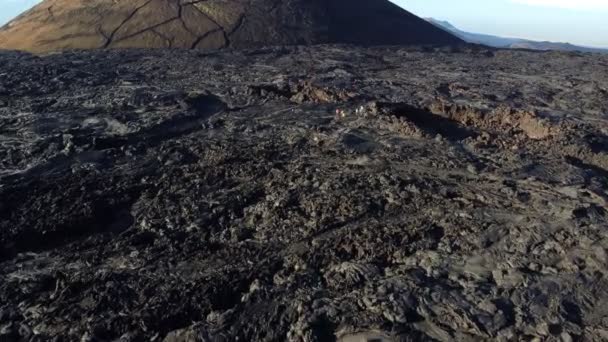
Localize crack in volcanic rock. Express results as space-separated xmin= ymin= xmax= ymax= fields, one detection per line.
xmin=0 ymin=0 xmax=461 ymax=53
xmin=1 ymin=45 xmax=608 ymax=341
xmin=101 ymin=0 xmax=155 ymax=48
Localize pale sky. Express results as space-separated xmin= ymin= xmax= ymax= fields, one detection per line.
xmin=394 ymin=0 xmax=608 ymax=48
xmin=1 ymin=0 xmax=39 ymax=25
xmin=1 ymin=0 xmax=607 ymax=48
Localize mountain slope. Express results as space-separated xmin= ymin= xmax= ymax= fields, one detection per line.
xmin=0 ymin=0 xmax=462 ymax=53
xmin=427 ymin=18 xmax=608 ymax=54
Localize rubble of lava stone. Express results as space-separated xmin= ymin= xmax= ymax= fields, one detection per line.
xmin=0 ymin=45 xmax=608 ymax=341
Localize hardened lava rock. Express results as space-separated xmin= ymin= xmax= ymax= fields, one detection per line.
xmin=0 ymin=45 xmax=607 ymax=340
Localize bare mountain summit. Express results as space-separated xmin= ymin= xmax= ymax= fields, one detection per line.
xmin=0 ymin=0 xmax=461 ymax=53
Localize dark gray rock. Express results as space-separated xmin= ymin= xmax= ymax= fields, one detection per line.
xmin=0 ymin=45 xmax=607 ymax=341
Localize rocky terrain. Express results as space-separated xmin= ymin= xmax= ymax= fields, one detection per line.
xmin=0 ymin=0 xmax=460 ymax=53
xmin=0 ymin=44 xmax=608 ymax=341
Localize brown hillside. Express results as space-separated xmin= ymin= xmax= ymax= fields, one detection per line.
xmin=0 ymin=0 xmax=462 ymax=53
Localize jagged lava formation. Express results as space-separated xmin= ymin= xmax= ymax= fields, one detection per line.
xmin=0 ymin=45 xmax=607 ymax=341
xmin=0 ymin=0 xmax=461 ymax=53
xmin=1 ymin=0 xmax=608 ymax=341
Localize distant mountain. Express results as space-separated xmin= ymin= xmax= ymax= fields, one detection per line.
xmin=426 ymin=18 xmax=608 ymax=54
